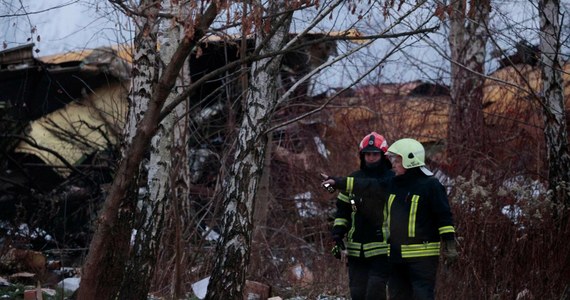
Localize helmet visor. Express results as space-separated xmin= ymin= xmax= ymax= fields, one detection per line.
xmin=361 ymin=146 xmax=383 ymax=153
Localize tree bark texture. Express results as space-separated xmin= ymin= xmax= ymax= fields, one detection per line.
xmin=205 ymin=1 xmax=293 ymax=299
xmin=249 ymin=135 xmax=273 ymax=277
xmin=165 ymin=4 xmax=192 ymax=296
xmin=78 ymin=2 xmax=160 ymax=299
xmin=77 ymin=2 xmax=219 ymax=299
xmin=118 ymin=0 xmax=185 ymax=297
xmin=538 ymin=0 xmax=570 ymax=207
xmin=447 ymin=0 xmax=491 ymax=176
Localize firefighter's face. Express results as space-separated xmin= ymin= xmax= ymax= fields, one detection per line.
xmin=364 ymin=152 xmax=382 ymax=163
xmin=388 ymin=154 xmax=406 ymax=176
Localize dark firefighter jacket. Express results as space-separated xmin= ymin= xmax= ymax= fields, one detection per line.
xmin=333 ymin=164 xmax=394 ymax=259
xmin=335 ymin=168 xmax=455 ymax=261
xmin=385 ymin=168 xmax=455 ymax=261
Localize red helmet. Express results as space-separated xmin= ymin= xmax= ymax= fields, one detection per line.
xmin=359 ymin=132 xmax=388 ymax=153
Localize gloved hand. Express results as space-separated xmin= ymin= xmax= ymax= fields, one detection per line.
xmin=332 ymin=234 xmax=345 ymax=250
xmin=331 ymin=233 xmax=345 ymax=260
xmin=442 ymin=239 xmax=458 ymax=264
xmin=320 ymin=173 xmax=342 ymax=190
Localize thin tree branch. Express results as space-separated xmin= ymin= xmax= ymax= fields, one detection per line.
xmin=0 ymin=0 xmax=80 ymax=18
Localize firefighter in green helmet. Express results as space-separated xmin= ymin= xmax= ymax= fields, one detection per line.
xmin=323 ymin=138 xmax=458 ymax=300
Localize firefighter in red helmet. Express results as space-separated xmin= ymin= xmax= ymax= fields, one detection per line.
xmin=330 ymin=132 xmax=394 ymax=300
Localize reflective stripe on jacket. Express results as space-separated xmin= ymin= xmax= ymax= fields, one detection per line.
xmin=333 ymin=167 xmax=393 ymax=258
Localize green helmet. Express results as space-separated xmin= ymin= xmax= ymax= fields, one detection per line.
xmin=387 ymin=138 xmax=433 ymax=176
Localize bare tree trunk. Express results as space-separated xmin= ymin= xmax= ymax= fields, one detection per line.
xmin=167 ymin=4 xmax=192 ymax=296
xmin=538 ymin=0 xmax=570 ymax=208
xmin=118 ymin=0 xmax=190 ymax=297
xmin=447 ymin=0 xmax=491 ymax=176
xmin=205 ymin=1 xmax=293 ymax=298
xmin=249 ymin=135 xmax=273 ymax=277
xmin=77 ymin=3 xmax=219 ymax=298
xmin=78 ymin=2 xmax=160 ymax=299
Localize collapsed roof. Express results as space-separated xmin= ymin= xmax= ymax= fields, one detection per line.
xmin=0 ymin=44 xmax=131 ymax=121
xmin=0 ymin=32 xmax=345 ymax=177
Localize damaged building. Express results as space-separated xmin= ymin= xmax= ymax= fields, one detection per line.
xmin=0 ymin=33 xmax=341 ymax=249
xmin=0 ymin=44 xmax=132 ymax=248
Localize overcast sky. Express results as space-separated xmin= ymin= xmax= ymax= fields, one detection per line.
xmin=2 ymin=0 xmax=566 ymax=88
xmin=1 ymin=0 xmax=131 ymax=55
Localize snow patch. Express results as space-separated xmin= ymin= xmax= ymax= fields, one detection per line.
xmin=501 ymin=205 xmax=523 ymax=224
xmin=191 ymin=276 xmax=210 ymax=299
xmin=57 ymin=277 xmax=81 ymax=292
xmin=294 ymin=192 xmax=319 ymax=218
xmin=202 ymin=226 xmax=220 ymax=241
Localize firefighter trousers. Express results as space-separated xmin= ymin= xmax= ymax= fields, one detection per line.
xmin=348 ymin=255 xmax=389 ymax=300
xmin=388 ymin=256 xmax=439 ymax=300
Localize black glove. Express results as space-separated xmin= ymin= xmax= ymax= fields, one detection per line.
xmin=319 ymin=173 xmax=333 ymax=193
xmin=442 ymin=239 xmax=458 ymax=264
xmin=331 ymin=226 xmax=346 ymax=244
xmin=332 ymin=234 xmax=345 ymax=250
xmin=331 ymin=231 xmax=345 ymax=260
xmin=331 ymin=244 xmax=343 ymax=259
xmin=320 ymin=174 xmax=343 ymax=189
xmin=329 ymin=176 xmax=343 ymax=187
